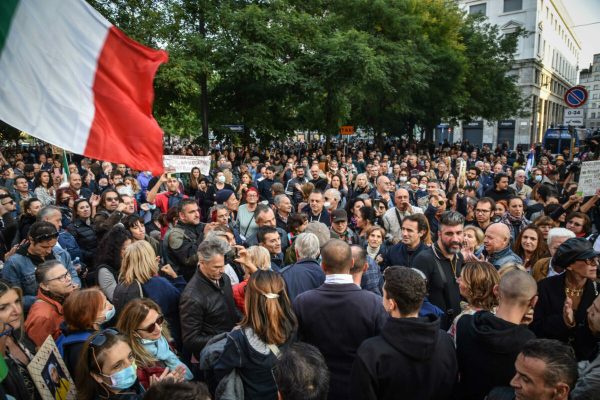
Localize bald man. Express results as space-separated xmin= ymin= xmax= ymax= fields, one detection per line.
xmin=483 ymin=223 xmax=522 ymax=269
xmin=382 ymin=188 xmax=423 ymax=242
xmin=293 ymin=239 xmax=387 ymax=400
xmin=456 ymin=269 xmax=537 ymax=399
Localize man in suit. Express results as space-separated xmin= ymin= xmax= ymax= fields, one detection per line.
xmin=293 ymin=239 xmax=387 ymax=400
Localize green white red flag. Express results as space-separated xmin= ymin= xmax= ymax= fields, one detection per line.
xmin=0 ymin=0 xmax=168 ymax=174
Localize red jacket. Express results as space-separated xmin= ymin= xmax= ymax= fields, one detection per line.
xmin=24 ymin=289 xmax=64 ymax=347
xmin=232 ymin=279 xmax=249 ymax=314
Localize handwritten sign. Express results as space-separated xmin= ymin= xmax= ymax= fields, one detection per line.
xmin=577 ymin=160 xmax=600 ymax=197
xmin=163 ymin=155 xmax=211 ymax=175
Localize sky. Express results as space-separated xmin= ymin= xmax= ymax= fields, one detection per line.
xmin=568 ymin=0 xmax=600 ymax=69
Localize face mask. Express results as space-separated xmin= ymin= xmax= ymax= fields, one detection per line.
xmin=534 ymin=175 xmax=543 ymax=182
xmin=419 ymin=184 xmax=426 ymax=190
xmin=117 ymin=187 xmax=134 ymax=197
xmin=324 ymin=202 xmax=331 ymax=208
xmin=217 ymin=176 xmax=226 ymax=183
xmin=105 ymin=363 xmax=138 ymax=390
xmin=399 ymin=176 xmax=407 ymax=183
xmin=104 ymin=306 xmax=115 ymax=323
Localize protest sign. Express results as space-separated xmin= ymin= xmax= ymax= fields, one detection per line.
xmin=27 ymin=336 xmax=76 ymax=400
xmin=163 ymin=155 xmax=211 ymax=175
xmin=577 ymin=160 xmax=600 ymax=197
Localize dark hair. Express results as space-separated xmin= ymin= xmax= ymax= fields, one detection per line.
xmin=257 ymin=226 xmax=279 ymax=244
xmin=513 ymin=226 xmax=550 ymax=267
xmin=95 ymin=225 xmax=132 ymax=277
xmin=122 ymin=214 xmax=144 ymax=230
xmin=439 ymin=211 xmax=464 ymax=228
xmin=287 ymin=213 xmax=308 ymax=234
xmin=34 ymin=170 xmax=52 ymax=189
xmin=493 ymin=172 xmax=508 ymax=185
xmin=143 ymin=381 xmax=211 ymax=400
xmin=476 ymin=197 xmax=496 ymax=211
xmin=566 ymin=211 xmax=592 ymax=235
xmin=55 ymin=187 xmax=78 ymax=205
xmin=177 ymin=198 xmax=197 ymax=213
xmin=28 ymin=221 xmax=59 ymax=243
xmin=402 ymin=214 xmax=431 ymax=242
xmin=35 ymin=260 xmax=65 ymax=284
xmin=519 ymin=339 xmax=578 ymax=390
xmin=99 ymin=189 xmax=120 ymax=209
xmin=23 ymin=197 xmax=42 ymax=214
xmin=273 ymin=342 xmax=330 ymax=400
xmin=383 ymin=266 xmax=426 ymax=314
xmin=358 ymin=206 xmax=376 ymax=225
xmin=467 ymin=166 xmax=480 ymax=176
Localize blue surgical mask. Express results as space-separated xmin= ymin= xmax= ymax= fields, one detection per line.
xmin=534 ymin=175 xmax=543 ymax=182
xmin=105 ymin=363 xmax=137 ymax=390
xmin=104 ymin=306 xmax=115 ymax=323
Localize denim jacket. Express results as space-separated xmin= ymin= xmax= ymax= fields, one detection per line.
xmin=486 ymin=246 xmax=523 ymax=270
xmin=2 ymin=245 xmax=81 ymax=311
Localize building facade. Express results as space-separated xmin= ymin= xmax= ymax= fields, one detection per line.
xmin=453 ymin=0 xmax=580 ymax=149
xmin=579 ymin=54 xmax=600 ymax=131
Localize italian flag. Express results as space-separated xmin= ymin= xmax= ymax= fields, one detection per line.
xmin=0 ymin=0 xmax=168 ymax=175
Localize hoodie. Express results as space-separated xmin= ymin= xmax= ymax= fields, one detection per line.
xmin=456 ymin=310 xmax=536 ymax=400
xmin=350 ymin=314 xmax=457 ymax=400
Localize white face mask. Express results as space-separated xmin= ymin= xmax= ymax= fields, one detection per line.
xmin=324 ymin=202 xmax=331 ymax=209
xmin=399 ymin=176 xmax=407 ymax=183
xmin=217 ymin=176 xmax=226 ymax=183
xmin=419 ymin=184 xmax=426 ymax=190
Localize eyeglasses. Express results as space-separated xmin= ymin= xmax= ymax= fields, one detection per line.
xmin=1 ymin=199 xmax=15 ymax=205
xmin=45 ymin=271 xmax=71 ymax=283
xmin=475 ymin=209 xmax=491 ymax=214
xmin=578 ymin=257 xmax=599 ymax=266
xmin=106 ymin=197 xmax=119 ymax=202
xmin=136 ymin=315 xmax=164 ymax=333
xmin=33 ymin=232 xmax=59 ymax=242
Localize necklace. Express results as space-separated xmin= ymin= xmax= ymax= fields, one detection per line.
xmin=565 ymin=286 xmax=584 ymax=297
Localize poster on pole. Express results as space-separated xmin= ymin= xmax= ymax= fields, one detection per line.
xmin=163 ymin=155 xmax=211 ymax=175
xmin=27 ymin=336 xmax=76 ymax=400
xmin=577 ymin=160 xmax=600 ymax=197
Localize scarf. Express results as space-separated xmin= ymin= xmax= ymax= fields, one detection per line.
xmin=366 ymin=245 xmax=380 ymax=259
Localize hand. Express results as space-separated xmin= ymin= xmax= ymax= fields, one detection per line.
xmin=116 ymin=202 xmax=126 ymax=212
xmin=3 ymin=244 xmax=18 ymax=261
xmin=90 ymin=194 xmax=101 ymax=207
xmin=203 ymin=222 xmax=218 ymax=234
xmin=375 ymin=254 xmax=384 ymax=264
xmin=160 ymin=264 xmax=178 ymax=279
xmin=563 ymin=297 xmax=576 ymax=328
xmin=6 ymin=168 xmax=14 ymax=179
xmin=159 ymin=173 xmax=168 ymax=183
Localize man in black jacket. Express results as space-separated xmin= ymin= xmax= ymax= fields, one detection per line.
xmin=456 ymin=269 xmax=538 ymax=400
xmin=412 ymin=211 xmax=465 ymax=329
xmin=382 ymin=214 xmax=429 ymax=268
xmin=179 ymin=237 xmax=241 ymax=362
xmin=166 ymin=199 xmax=205 ymax=281
xmin=351 ymin=266 xmax=458 ymax=400
xmin=293 ymin=239 xmax=386 ymax=400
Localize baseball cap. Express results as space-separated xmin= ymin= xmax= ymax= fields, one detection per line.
xmin=331 ymin=209 xmax=348 ymax=223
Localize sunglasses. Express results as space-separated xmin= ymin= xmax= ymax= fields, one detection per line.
xmin=89 ymin=328 xmax=119 ymax=349
xmin=106 ymin=197 xmax=119 ymax=202
xmin=136 ymin=315 xmax=164 ymax=333
xmin=33 ymin=232 xmax=59 ymax=242
xmin=1 ymin=199 xmax=15 ymax=206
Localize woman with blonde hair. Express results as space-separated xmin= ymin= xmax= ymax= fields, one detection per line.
xmin=116 ymin=299 xmax=191 ymax=389
xmin=113 ymin=240 xmax=186 ymax=350
xmin=215 ymin=270 xmax=297 ymax=399
xmin=448 ymin=261 xmax=500 ymax=343
xmin=462 ymin=225 xmax=485 ymax=259
xmin=232 ymin=245 xmax=272 ymax=313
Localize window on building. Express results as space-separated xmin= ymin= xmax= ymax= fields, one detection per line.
xmin=503 ymin=0 xmax=522 ymax=12
xmin=469 ymin=3 xmax=486 ymax=15
xmin=592 ymin=112 xmax=596 ymax=119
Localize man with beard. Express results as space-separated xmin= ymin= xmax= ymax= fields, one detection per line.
xmin=412 ymin=211 xmax=465 ymax=330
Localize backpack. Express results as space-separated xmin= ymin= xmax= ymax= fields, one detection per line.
xmin=55 ymin=331 xmax=91 ymax=358
xmin=199 ymin=332 xmax=244 ymax=400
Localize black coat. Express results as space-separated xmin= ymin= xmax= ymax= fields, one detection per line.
xmin=412 ymin=245 xmax=463 ymax=330
xmin=179 ymin=269 xmax=241 ymax=360
xmin=293 ymin=283 xmax=387 ymax=400
xmin=456 ymin=311 xmax=536 ymax=400
xmin=351 ymin=315 xmax=458 ymax=400
xmin=68 ymin=218 xmax=98 ymax=267
xmin=530 ymin=274 xmax=598 ymax=361
xmin=382 ymin=241 xmax=428 ymax=270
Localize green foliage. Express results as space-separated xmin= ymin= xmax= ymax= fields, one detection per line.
xmin=88 ymin=0 xmax=527 ymax=143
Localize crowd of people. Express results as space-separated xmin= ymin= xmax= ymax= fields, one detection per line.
xmin=0 ymin=137 xmax=599 ymax=400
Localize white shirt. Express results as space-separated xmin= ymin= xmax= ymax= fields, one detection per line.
xmin=325 ymin=274 xmax=354 ymax=285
